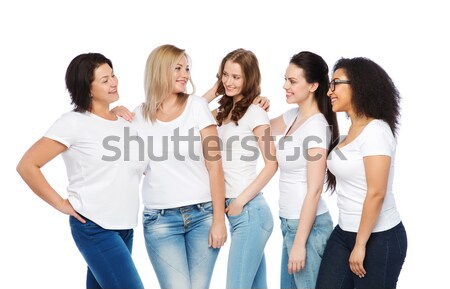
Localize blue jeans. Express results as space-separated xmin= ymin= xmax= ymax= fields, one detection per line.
xmin=316 ymin=222 xmax=407 ymax=289
xmin=142 ymin=202 xmax=220 ymax=289
xmin=280 ymin=212 xmax=333 ymax=289
xmin=226 ymin=193 xmax=274 ymax=289
xmin=69 ymin=216 xmax=144 ymax=289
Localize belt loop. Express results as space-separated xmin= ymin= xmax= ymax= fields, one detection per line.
xmin=160 ymin=209 xmax=165 ymax=216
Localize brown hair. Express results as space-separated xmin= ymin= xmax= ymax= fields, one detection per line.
xmin=215 ymin=48 xmax=261 ymax=126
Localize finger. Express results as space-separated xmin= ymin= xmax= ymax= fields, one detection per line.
xmin=73 ymin=212 xmax=86 ymax=223
xmin=213 ymin=240 xmax=220 ymax=249
xmin=358 ymin=264 xmax=366 ymax=277
xmin=208 ymin=234 xmax=213 ymax=247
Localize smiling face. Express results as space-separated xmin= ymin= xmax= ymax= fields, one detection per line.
xmin=328 ymin=68 xmax=353 ymax=114
xmin=172 ymin=55 xmax=190 ymax=94
xmin=283 ymin=63 xmax=316 ymax=105
xmin=222 ymin=60 xmax=244 ymax=101
xmin=90 ymin=63 xmax=119 ymax=106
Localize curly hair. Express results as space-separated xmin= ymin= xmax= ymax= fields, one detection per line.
xmin=290 ymin=51 xmax=339 ymax=192
xmin=215 ymin=48 xmax=261 ymax=126
xmin=333 ymin=57 xmax=401 ymax=135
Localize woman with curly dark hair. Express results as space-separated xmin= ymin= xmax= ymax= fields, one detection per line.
xmin=316 ymin=57 xmax=407 ymax=289
xmin=204 ymin=48 xmax=277 ymax=289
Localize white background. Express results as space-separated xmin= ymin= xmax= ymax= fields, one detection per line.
xmin=1 ymin=0 xmax=448 ymax=288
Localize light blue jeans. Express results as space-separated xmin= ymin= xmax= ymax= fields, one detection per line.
xmin=142 ymin=202 xmax=220 ymax=289
xmin=226 ymin=193 xmax=274 ymax=289
xmin=280 ymin=212 xmax=333 ymax=289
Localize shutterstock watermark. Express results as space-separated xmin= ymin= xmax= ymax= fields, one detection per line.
xmin=101 ymin=126 xmax=347 ymax=162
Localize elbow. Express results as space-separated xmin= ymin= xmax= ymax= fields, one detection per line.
xmin=16 ymin=157 xmax=37 ymax=179
xmin=366 ymin=189 xmax=386 ymax=204
xmin=265 ymin=160 xmax=278 ymax=176
xmin=271 ymin=161 xmax=278 ymax=174
xmin=16 ymin=159 xmax=26 ymax=178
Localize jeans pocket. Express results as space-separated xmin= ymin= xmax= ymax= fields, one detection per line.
xmin=285 ymin=218 xmax=299 ymax=233
xmin=199 ymin=201 xmax=213 ymax=214
xmin=257 ymin=204 xmax=274 ymax=233
xmin=227 ymin=206 xmax=248 ymax=228
xmin=143 ymin=209 xmax=160 ymax=227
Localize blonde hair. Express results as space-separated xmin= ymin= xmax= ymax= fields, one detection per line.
xmin=142 ymin=44 xmax=195 ymax=121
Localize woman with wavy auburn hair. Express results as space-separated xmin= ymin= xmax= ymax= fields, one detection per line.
xmin=204 ymin=48 xmax=277 ymax=289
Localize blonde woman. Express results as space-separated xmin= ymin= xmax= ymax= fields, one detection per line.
xmin=133 ymin=44 xmax=227 ymax=289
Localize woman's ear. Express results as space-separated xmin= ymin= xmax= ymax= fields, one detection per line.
xmin=310 ymin=82 xmax=319 ymax=93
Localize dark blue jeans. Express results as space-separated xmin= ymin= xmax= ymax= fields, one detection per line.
xmin=316 ymin=222 xmax=407 ymax=289
xmin=70 ymin=216 xmax=144 ymax=289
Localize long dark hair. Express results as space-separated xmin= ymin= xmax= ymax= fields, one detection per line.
xmin=215 ymin=48 xmax=261 ymax=126
xmin=333 ymin=57 xmax=401 ymax=136
xmin=290 ymin=51 xmax=339 ymax=192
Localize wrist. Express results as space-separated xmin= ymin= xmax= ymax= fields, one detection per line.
xmin=213 ymin=213 xmax=226 ymax=223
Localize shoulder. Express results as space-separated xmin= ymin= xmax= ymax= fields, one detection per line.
xmin=133 ymin=103 xmax=145 ymax=114
xmin=55 ymin=111 xmax=83 ymax=125
xmin=247 ymin=104 xmax=268 ymax=116
xmin=187 ymin=94 xmax=210 ymax=112
xmin=359 ymin=119 xmax=396 ymax=155
xmin=364 ymin=119 xmax=394 ymax=139
xmin=310 ymin=113 xmax=328 ymax=125
xmin=283 ymin=107 xmax=299 ymax=124
xmin=189 ymin=94 xmax=208 ymax=106
xmin=302 ymin=114 xmax=330 ymax=141
xmin=306 ymin=113 xmax=329 ymax=131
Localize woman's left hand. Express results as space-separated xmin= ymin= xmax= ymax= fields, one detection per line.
xmin=349 ymin=244 xmax=367 ymax=278
xmin=111 ymin=105 xmax=135 ymax=122
xmin=225 ymin=199 xmax=244 ymax=216
xmin=252 ymin=96 xmax=270 ymax=112
xmin=209 ymin=221 xmax=227 ymax=248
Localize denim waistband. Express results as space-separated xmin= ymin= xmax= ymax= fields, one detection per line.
xmin=144 ymin=201 xmax=211 ymax=216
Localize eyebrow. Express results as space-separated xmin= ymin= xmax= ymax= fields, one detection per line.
xmin=224 ymin=70 xmax=241 ymax=77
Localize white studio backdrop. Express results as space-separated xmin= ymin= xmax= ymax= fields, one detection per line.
xmin=1 ymin=1 xmax=448 ymax=288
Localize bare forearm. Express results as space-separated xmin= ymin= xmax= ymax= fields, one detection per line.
xmin=202 ymin=83 xmax=219 ymax=104
xmin=17 ymin=164 xmax=64 ymax=211
xmin=293 ymin=191 xmax=321 ymax=246
xmin=208 ymin=165 xmax=226 ymax=222
xmin=355 ymin=193 xmax=385 ymax=246
xmin=236 ymin=162 xmax=277 ymax=205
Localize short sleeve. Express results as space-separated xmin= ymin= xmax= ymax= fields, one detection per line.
xmin=360 ymin=120 xmax=395 ymax=157
xmin=192 ymin=95 xmax=216 ymax=130
xmin=44 ymin=112 xmax=78 ymax=147
xmin=247 ymin=104 xmax=270 ymax=130
xmin=282 ymin=107 xmax=298 ymax=126
xmin=302 ymin=118 xmax=330 ymax=150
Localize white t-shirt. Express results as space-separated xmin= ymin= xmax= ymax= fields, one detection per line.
xmin=45 ymin=111 xmax=148 ymax=229
xmin=276 ymin=108 xmax=330 ymax=219
xmin=327 ymin=119 xmax=401 ymax=233
xmin=218 ymin=104 xmax=270 ymax=198
xmin=134 ymin=95 xmax=216 ymax=209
